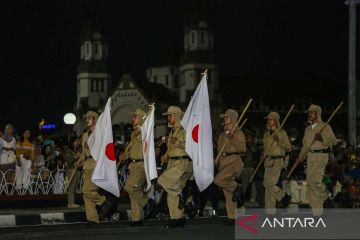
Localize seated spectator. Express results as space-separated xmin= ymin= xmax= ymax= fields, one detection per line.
xmin=32 ymin=146 xmax=45 ymax=175
xmin=0 ymin=124 xmax=17 ymax=185
xmin=54 ymin=156 xmax=65 ymax=194
xmin=43 ymin=144 xmax=57 ymax=172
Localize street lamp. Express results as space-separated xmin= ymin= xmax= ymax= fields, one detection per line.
xmin=64 ymin=113 xmax=76 ymax=143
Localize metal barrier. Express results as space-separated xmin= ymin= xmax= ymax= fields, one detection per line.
xmin=0 ymin=167 xmax=128 ymax=196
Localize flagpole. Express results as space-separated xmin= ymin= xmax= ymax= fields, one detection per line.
xmin=239 ymin=118 xmax=247 ymax=130
xmin=286 ymin=101 xmax=343 ymax=179
xmin=214 ymin=98 xmax=253 ymax=165
xmin=161 ymin=70 xmax=209 ymax=167
xmin=249 ymin=104 xmax=295 ymax=183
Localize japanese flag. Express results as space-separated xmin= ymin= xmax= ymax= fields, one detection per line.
xmin=88 ymin=97 xmax=120 ymax=197
xmin=141 ymin=105 xmax=158 ymax=191
xmin=181 ymin=73 xmax=214 ymax=191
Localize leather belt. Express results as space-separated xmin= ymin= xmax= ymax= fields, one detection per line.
xmin=309 ymin=149 xmax=330 ymax=153
xmin=169 ymin=156 xmax=190 ymax=161
xmin=2 ymin=147 xmax=15 ymax=151
xmin=265 ymin=155 xmax=285 ymax=159
xmin=222 ymin=152 xmax=240 ymax=157
xmin=130 ymin=159 xmax=144 ymax=163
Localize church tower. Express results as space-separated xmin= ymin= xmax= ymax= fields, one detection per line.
xmin=180 ymin=0 xmax=222 ymax=125
xmin=76 ymin=16 xmax=111 ymax=113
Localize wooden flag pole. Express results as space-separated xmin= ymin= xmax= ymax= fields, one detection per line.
xmin=286 ymin=101 xmax=344 ymax=179
xmin=214 ymin=98 xmax=253 ymax=164
xmin=249 ymin=104 xmax=295 ymax=183
xmin=117 ymin=104 xmax=155 ymax=168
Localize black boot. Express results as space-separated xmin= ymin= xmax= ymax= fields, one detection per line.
xmin=178 ymin=193 xmax=186 ymax=209
xmin=99 ymin=200 xmax=112 ymax=218
xmin=279 ymin=193 xmax=292 ymax=208
xmin=143 ymin=198 xmax=156 ymax=219
xmin=185 ymin=197 xmax=198 ymax=219
xmin=232 ymin=185 xmax=242 ymax=202
xmin=323 ymin=198 xmax=334 ymax=208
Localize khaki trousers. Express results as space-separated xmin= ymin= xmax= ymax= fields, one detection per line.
xmin=214 ymin=156 xmax=242 ymax=219
xmin=67 ymin=168 xmax=81 ymax=205
xmin=82 ymin=168 xmax=106 ymax=223
xmin=158 ymin=159 xmax=192 ymax=219
xmin=263 ymin=158 xmax=285 ymax=214
xmin=124 ymin=162 xmax=148 ymax=221
xmin=306 ymin=153 xmax=329 ymax=216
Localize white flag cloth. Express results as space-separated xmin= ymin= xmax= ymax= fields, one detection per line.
xmin=88 ymin=97 xmax=120 ymax=197
xmin=181 ymin=73 xmax=214 ymax=191
xmin=141 ymin=105 xmax=158 ymax=191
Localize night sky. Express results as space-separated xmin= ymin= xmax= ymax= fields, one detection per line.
xmin=2 ymin=0 xmax=355 ymax=134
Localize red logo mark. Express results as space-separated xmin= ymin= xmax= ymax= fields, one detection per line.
xmin=237 ymin=214 xmax=258 ymax=233
xmin=192 ymin=124 xmax=199 ymax=143
xmin=105 ymin=143 xmax=116 ymax=161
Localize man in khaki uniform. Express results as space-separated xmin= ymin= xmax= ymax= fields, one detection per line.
xmin=214 ymin=109 xmax=246 ymax=225
xmin=78 ymin=111 xmax=112 ymax=225
xmin=296 ymin=104 xmax=338 ymax=216
xmin=263 ymin=112 xmax=292 ymax=215
xmin=63 ymin=137 xmax=81 ymax=209
xmin=158 ymin=106 xmax=193 ymax=228
xmin=122 ymin=108 xmax=154 ymax=227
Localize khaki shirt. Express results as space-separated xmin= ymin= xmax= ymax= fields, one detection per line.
xmin=63 ymin=148 xmax=80 ymax=169
xmin=218 ymin=127 xmax=246 ymax=158
xmin=80 ymin=131 xmax=96 ymax=170
xmin=263 ymin=129 xmax=291 ymax=157
xmin=167 ymin=126 xmax=187 ymax=158
xmin=299 ymin=122 xmax=338 ymax=160
xmin=128 ymin=129 xmax=144 ymax=160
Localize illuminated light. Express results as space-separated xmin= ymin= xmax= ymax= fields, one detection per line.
xmin=39 ymin=118 xmax=45 ymax=130
xmin=64 ymin=113 xmax=76 ymax=125
xmin=41 ymin=124 xmax=56 ymax=130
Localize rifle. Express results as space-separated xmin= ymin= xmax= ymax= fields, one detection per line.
xmin=214 ymin=98 xmax=253 ymax=165
xmin=286 ymin=101 xmax=343 ymax=179
xmin=249 ymin=104 xmax=295 ymax=183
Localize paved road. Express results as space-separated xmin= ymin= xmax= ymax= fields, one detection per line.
xmin=0 ymin=218 xmax=235 ymax=240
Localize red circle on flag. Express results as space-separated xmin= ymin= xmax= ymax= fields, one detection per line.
xmin=192 ymin=124 xmax=199 ymax=143
xmin=105 ymin=143 xmax=116 ymax=161
xmin=144 ymin=141 xmax=148 ymax=153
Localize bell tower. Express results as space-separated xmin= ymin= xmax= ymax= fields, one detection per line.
xmin=76 ymin=16 xmax=111 ymax=113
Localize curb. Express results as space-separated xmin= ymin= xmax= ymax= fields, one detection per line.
xmin=0 ymin=211 xmax=88 ymax=227
xmin=0 ymin=207 xmax=225 ymax=228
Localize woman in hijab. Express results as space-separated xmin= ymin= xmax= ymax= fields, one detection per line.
xmin=0 ymin=124 xmax=17 ymax=185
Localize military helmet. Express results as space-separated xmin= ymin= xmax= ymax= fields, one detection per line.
xmin=130 ymin=108 xmax=146 ymax=119
xmin=264 ymin=111 xmax=281 ymax=128
xmin=307 ymin=104 xmax=322 ymax=122
xmin=86 ymin=111 xmax=99 ymax=121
